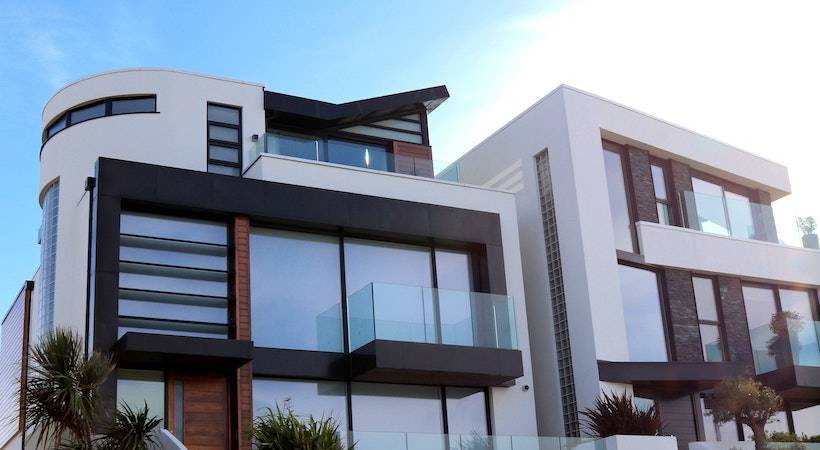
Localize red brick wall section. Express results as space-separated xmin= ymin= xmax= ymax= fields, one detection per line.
xmin=391 ymin=142 xmax=433 ymax=177
xmin=233 ymin=216 xmax=253 ymax=449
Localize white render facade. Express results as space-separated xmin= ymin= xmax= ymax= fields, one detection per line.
xmin=453 ymin=85 xmax=820 ymax=447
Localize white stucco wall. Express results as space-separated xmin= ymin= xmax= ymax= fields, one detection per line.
xmin=245 ymin=153 xmax=539 ymax=435
xmin=638 ymin=221 xmax=820 ymax=286
xmin=39 ymin=69 xmax=265 ymax=337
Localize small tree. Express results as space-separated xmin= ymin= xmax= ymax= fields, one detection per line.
xmin=24 ymin=327 xmax=162 ymax=449
xmin=580 ymin=391 xmax=662 ymax=438
xmin=709 ymin=378 xmax=783 ymax=450
xmin=25 ymin=328 xmax=113 ymax=448
xmin=796 ymin=216 xmax=817 ymax=236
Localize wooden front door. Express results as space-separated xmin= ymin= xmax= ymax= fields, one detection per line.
xmin=167 ymin=372 xmax=230 ymax=450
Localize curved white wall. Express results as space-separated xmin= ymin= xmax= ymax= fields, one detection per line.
xmin=39 ymin=68 xmax=265 ymax=334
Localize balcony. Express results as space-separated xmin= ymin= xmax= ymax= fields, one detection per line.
xmin=347 ymin=432 xmax=600 ymax=450
xmin=347 ymin=283 xmax=523 ymax=386
xmin=750 ymin=319 xmax=820 ymax=403
xmin=680 ymin=190 xmax=777 ymax=243
xmin=249 ymin=132 xmax=460 ymax=181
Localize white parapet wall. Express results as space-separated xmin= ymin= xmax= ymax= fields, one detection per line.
xmin=596 ymin=435 xmax=679 ymax=450
xmin=690 ymin=442 xmax=820 ymax=450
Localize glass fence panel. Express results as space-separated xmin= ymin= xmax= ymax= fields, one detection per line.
xmin=680 ymin=191 xmax=776 ymax=243
xmin=249 ymin=132 xmax=461 ymax=181
xmin=789 ymin=319 xmax=820 ymax=367
xmin=346 ymin=283 xmax=517 ymax=350
xmin=348 ymin=433 xmax=600 ymax=450
xmin=749 ymin=323 xmax=780 ymax=374
xmin=348 ymin=284 xmax=375 ymax=351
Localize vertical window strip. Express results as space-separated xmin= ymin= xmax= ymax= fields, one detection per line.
xmin=535 ymin=150 xmax=580 ymax=436
xmin=38 ymin=181 xmax=60 ymax=337
xmin=206 ymin=103 xmax=242 ymax=176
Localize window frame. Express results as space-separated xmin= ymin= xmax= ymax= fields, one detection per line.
xmin=42 ymin=95 xmax=158 ymax=144
xmin=691 ymin=275 xmax=728 ymax=362
xmin=689 ymin=169 xmax=757 ymax=238
xmin=602 ymin=140 xmax=640 ymax=254
xmin=206 ymin=102 xmax=243 ymax=175
xmin=649 ymin=157 xmax=675 ymax=226
xmin=616 ymin=259 xmax=673 ymax=362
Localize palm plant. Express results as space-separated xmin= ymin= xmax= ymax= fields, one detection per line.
xmin=580 ymin=391 xmax=662 ymax=438
xmin=95 ymin=402 xmax=161 ymax=450
xmin=252 ymin=403 xmax=353 ymax=450
xmin=24 ymin=328 xmax=113 ymax=448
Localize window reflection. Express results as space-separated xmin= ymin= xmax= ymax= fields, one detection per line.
xmin=603 ymin=149 xmax=635 ymax=252
xmin=618 ymin=265 xmax=668 ymax=362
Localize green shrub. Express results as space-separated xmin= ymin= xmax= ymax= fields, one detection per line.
xmin=252 ymin=404 xmax=352 ymax=450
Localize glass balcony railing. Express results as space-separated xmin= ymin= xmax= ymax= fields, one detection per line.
xmin=749 ymin=319 xmax=820 ymax=374
xmin=347 ymin=432 xmax=601 ymax=450
xmin=680 ymin=190 xmax=775 ymax=242
xmin=347 ymin=283 xmax=518 ymax=351
xmin=250 ymin=132 xmax=460 ymax=181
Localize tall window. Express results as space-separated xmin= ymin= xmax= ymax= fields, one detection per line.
xmin=250 ymin=229 xmax=343 ymax=352
xmin=650 ymin=163 xmax=671 ymax=225
xmin=692 ymin=277 xmax=725 ymax=362
xmin=38 ymin=181 xmax=60 ymax=336
xmin=603 ymin=147 xmax=635 ymax=252
xmin=617 ymin=264 xmax=668 ymax=362
xmin=253 ymin=378 xmax=348 ymax=431
xmin=351 ymin=383 xmax=443 ymax=433
xmin=207 ymin=103 xmax=241 ymax=176
xmin=743 ymin=285 xmax=779 ymax=373
xmin=117 ymin=370 xmax=165 ymax=426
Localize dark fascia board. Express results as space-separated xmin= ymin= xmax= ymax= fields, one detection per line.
xmin=112 ymin=332 xmax=253 ymax=370
xmin=263 ymin=85 xmax=449 ymax=125
xmin=597 ymin=360 xmax=750 ymax=383
xmin=351 ymin=340 xmax=523 ymax=387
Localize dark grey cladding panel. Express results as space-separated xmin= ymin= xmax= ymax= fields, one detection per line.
xmin=113 ymin=332 xmax=253 ymax=369
xmin=351 ymin=340 xmax=523 ymax=387
xmin=96 ymin=158 xmax=503 ymax=249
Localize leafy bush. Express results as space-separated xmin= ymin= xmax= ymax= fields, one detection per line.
xmin=579 ymin=391 xmax=662 ymax=438
xmin=252 ymin=404 xmax=352 ymax=450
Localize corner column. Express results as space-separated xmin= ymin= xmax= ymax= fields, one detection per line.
xmin=233 ymin=216 xmax=253 ymax=449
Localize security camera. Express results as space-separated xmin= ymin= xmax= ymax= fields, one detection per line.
xmin=522 ymin=384 xmax=531 ymax=392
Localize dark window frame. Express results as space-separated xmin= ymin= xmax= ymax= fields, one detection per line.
xmin=649 ymin=157 xmax=676 ymax=226
xmin=690 ymin=274 xmax=728 ymax=362
xmin=616 ymin=259 xmax=674 ymax=362
xmin=42 ymin=95 xmax=157 ymax=145
xmin=603 ymin=140 xmax=640 ymax=254
xmin=207 ymin=102 xmax=243 ymax=175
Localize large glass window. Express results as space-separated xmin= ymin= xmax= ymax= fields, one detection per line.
xmin=43 ymin=96 xmax=157 ymax=143
xmin=70 ymin=102 xmax=106 ymax=124
xmin=603 ymin=148 xmax=635 ymax=252
xmin=693 ymin=277 xmax=725 ymax=362
xmin=351 ymin=383 xmax=443 ymax=433
xmin=117 ymin=370 xmax=165 ymax=426
xmin=445 ymin=387 xmax=487 ymax=435
xmin=618 ymin=265 xmax=668 ymax=362
xmin=792 ymin=404 xmax=820 ymax=437
xmin=118 ymin=212 xmax=229 ymax=339
xmin=699 ymin=396 xmax=739 ymax=441
xmin=253 ymin=378 xmax=347 ymax=431
xmin=779 ymin=288 xmax=816 ymax=320
xmin=434 ymin=249 xmax=476 ymax=346
xmin=743 ymin=285 xmax=779 ymax=373
xmin=250 ymin=229 xmax=343 ymax=352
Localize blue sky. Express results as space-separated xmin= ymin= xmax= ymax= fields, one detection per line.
xmin=1 ymin=0 xmax=819 ymax=310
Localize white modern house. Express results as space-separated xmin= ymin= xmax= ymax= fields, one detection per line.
xmin=452 ymin=85 xmax=820 ymax=449
xmin=0 ymin=68 xmax=544 ymax=450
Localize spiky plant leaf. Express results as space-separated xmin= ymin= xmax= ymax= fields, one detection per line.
xmin=580 ymin=391 xmax=662 ymax=438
